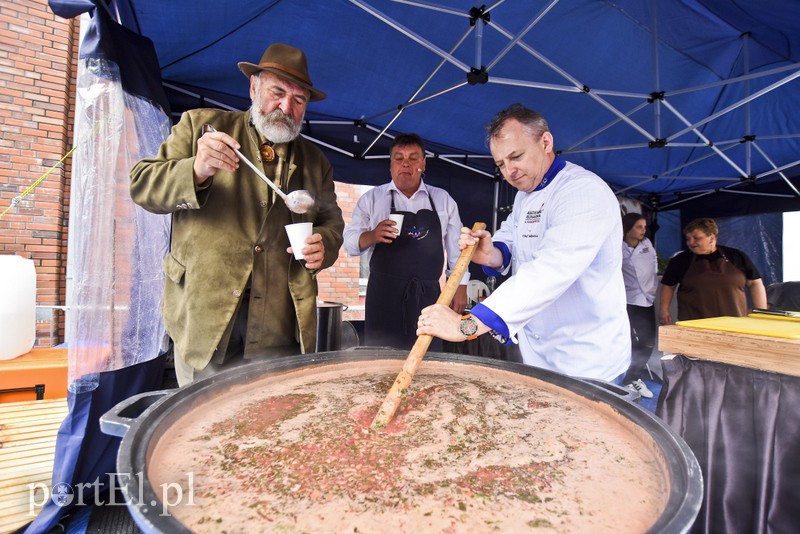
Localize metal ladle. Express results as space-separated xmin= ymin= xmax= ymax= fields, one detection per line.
xmin=203 ymin=124 xmax=315 ymax=214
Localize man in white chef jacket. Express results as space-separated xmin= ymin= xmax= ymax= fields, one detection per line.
xmin=417 ymin=103 xmax=631 ymax=382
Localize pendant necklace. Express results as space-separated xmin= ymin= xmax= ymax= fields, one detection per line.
xmin=260 ymin=142 xmax=275 ymax=163
xmin=247 ymin=120 xmax=276 ymax=163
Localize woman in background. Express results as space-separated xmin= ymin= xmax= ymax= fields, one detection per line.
xmin=620 ymin=213 xmax=657 ymax=398
xmin=659 ymin=218 xmax=767 ymax=324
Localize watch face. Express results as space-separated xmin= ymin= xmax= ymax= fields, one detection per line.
xmin=460 ymin=316 xmax=478 ymax=337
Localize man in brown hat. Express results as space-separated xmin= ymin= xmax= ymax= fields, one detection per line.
xmin=131 ymin=43 xmax=344 ymax=386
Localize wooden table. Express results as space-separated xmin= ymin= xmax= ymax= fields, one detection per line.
xmin=659 ymin=318 xmax=800 ymax=377
xmin=0 ymin=348 xmax=68 ymax=403
xmin=0 ymin=398 xmax=69 ymax=533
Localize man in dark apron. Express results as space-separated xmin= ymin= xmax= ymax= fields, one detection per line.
xmin=343 ymin=133 xmax=468 ymax=350
xmin=366 ymin=191 xmax=445 ymax=348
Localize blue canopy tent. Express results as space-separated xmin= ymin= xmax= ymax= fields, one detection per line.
xmin=119 ymin=0 xmax=800 ymax=275
xmin=111 ymin=0 xmax=800 ymax=201
xmin=29 ymin=1 xmax=800 ymax=533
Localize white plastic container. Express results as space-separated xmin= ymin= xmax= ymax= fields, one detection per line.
xmin=0 ymin=255 xmax=36 ymax=360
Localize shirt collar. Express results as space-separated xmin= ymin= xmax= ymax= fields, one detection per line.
xmin=389 ymin=179 xmax=429 ymax=199
xmin=533 ymin=155 xmax=566 ymax=192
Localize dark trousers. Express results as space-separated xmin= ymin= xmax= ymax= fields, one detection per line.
xmin=623 ymin=304 xmax=656 ymax=383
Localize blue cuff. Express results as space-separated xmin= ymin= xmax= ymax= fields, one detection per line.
xmin=470 ymin=304 xmax=512 ymax=345
xmin=482 ymin=241 xmax=511 ymax=277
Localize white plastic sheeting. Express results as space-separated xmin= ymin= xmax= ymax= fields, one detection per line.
xmin=65 ymin=58 xmax=171 ymax=390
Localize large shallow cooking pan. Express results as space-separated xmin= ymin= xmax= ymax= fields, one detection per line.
xmin=101 ymin=349 xmax=702 ymax=533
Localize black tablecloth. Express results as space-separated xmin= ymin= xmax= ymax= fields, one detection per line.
xmin=657 ymin=355 xmax=800 ymax=534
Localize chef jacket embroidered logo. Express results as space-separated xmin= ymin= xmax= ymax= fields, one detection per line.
xmin=525 ymin=206 xmax=544 ymax=225
xmin=407 ymin=226 xmax=429 ymax=240
xmin=522 ymin=205 xmax=544 ymax=238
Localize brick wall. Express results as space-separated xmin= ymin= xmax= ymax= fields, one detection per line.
xmin=0 ymin=0 xmax=78 ymax=345
xmin=316 ymin=182 xmax=365 ymax=321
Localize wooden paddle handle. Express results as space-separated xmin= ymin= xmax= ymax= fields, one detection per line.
xmin=371 ymin=222 xmax=487 ymax=429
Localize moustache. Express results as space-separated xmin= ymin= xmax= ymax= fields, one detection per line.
xmin=262 ymin=109 xmax=295 ymax=128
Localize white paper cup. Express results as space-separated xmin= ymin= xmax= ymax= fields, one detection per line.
xmin=388 ymin=213 xmax=404 ymax=235
xmin=285 ymin=222 xmax=313 ymax=260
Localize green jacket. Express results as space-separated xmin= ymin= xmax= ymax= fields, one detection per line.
xmin=130 ymin=109 xmax=344 ymax=370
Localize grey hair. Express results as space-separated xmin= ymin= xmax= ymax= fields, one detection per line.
xmin=485 ymin=103 xmax=549 ymax=145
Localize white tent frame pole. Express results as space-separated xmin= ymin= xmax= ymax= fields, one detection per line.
xmin=473 ymin=4 xmax=484 ymax=68
xmin=608 ymin=174 xmax=739 ymax=182
xmin=391 ymin=0 xmax=471 ymax=18
xmin=660 ymin=191 xmax=716 ymax=209
xmin=751 ymin=142 xmax=800 ymax=197
xmin=755 ymin=158 xmax=800 ymax=180
xmin=615 ymin=177 xmax=657 ymax=196
xmin=565 ymin=101 xmax=650 ymax=152
xmin=564 ymin=141 xmax=710 ymax=155
xmin=359 ymin=27 xmax=473 ymax=156
xmin=350 ymin=0 xmax=470 ymax=73
xmin=650 ymin=0 xmax=662 ymax=139
xmin=489 ymin=76 xmax=649 ymax=99
xmin=484 ymin=0 xmax=560 ymax=72
xmin=743 ymin=34 xmax=753 ymax=176
xmin=712 ymin=134 xmax=800 ymax=145
xmin=721 ymin=189 xmax=796 ymax=199
xmin=361 ymin=26 xmax=473 ymax=123
xmin=488 ymin=19 xmax=655 ymax=141
xmin=357 ymin=80 xmax=468 ymax=158
xmin=300 ymin=134 xmax=356 ymax=158
xmin=163 ymin=82 xmax=239 ymax=111
xmin=360 ymin=79 xmax=465 ymax=155
xmin=361 ymin=118 xmax=497 ymax=178
xmin=660 ymin=142 xmax=739 ymax=176
xmin=667 ymin=62 xmax=800 ymax=97
xmin=661 ymin=99 xmax=749 ymax=178
xmin=668 ymin=68 xmax=800 ymax=141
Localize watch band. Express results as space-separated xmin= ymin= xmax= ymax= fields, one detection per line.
xmin=459 ymin=313 xmax=479 ymax=341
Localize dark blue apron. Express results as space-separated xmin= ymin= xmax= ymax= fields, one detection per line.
xmin=365 ymin=191 xmax=444 ymax=349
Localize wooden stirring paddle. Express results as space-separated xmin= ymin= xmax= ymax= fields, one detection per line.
xmin=371 ymin=222 xmax=487 ymax=429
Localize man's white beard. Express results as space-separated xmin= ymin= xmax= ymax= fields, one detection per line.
xmin=251 ymin=104 xmax=303 ymax=144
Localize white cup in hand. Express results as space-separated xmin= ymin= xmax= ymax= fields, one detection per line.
xmin=388 ymin=214 xmax=404 ymax=235
xmin=285 ymin=222 xmax=313 ymax=260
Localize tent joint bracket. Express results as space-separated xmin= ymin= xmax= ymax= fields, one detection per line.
xmin=647 ymin=91 xmax=665 ymax=103
xmin=467 ymin=66 xmax=489 ymax=85
xmin=648 ymin=138 xmax=668 ymax=148
xmin=468 ymin=5 xmax=490 ymax=26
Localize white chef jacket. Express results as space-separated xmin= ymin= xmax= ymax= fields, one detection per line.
xmin=471 ymin=159 xmax=630 ymax=381
xmin=621 ymin=237 xmax=658 ymax=306
xmin=343 ymin=180 xmax=469 ymax=284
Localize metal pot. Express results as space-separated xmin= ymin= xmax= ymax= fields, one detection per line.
xmin=315 ymin=301 xmax=347 ymax=351
xmin=101 ymin=349 xmax=702 ymax=533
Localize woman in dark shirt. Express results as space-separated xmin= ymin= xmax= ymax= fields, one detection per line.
xmin=659 ymin=218 xmax=767 ymax=324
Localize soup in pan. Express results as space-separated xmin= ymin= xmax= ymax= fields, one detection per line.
xmin=149 ymin=360 xmax=668 ymax=533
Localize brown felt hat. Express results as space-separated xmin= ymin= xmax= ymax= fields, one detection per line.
xmin=238 ymin=42 xmax=327 ymax=102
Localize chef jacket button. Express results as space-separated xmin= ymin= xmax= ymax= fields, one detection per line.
xmin=254 ymin=245 xmax=263 ymax=253
xmin=533 ymin=334 xmax=540 ymax=340
xmin=260 ymin=200 xmax=269 ymax=208
xmin=233 ymin=289 xmax=242 ymax=297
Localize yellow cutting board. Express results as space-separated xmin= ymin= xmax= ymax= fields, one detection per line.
xmin=675 ymin=316 xmax=800 ymax=339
